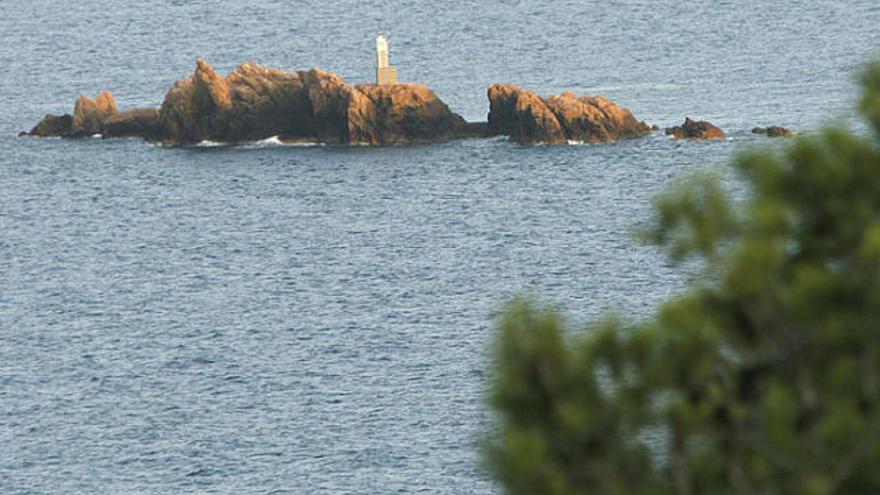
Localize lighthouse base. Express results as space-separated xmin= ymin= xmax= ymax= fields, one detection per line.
xmin=376 ymin=67 xmax=398 ymax=85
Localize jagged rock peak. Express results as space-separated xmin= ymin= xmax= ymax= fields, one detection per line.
xmin=71 ymin=91 xmax=118 ymax=136
xmin=194 ymin=58 xmax=232 ymax=110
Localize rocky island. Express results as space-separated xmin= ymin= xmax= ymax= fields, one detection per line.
xmin=32 ymin=61 xmax=798 ymax=146
xmin=23 ymin=59 xmax=479 ymax=146
xmin=22 ymin=58 xmax=660 ymax=147
xmin=23 ymin=37 xmax=798 ymax=147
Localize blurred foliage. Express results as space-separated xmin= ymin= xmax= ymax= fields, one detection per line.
xmin=487 ymin=62 xmax=880 ymax=495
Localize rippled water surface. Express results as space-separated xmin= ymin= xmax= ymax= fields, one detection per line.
xmin=2 ymin=1 xmax=879 ymax=493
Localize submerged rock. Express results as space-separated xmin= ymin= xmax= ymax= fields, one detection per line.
xmin=486 ymin=84 xmax=651 ymax=144
xmin=665 ymin=117 xmax=726 ymax=140
xmin=752 ymin=125 xmax=796 ymax=137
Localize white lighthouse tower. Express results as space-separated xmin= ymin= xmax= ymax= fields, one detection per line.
xmin=375 ymin=34 xmax=398 ymax=85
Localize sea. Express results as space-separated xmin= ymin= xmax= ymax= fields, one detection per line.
xmin=2 ymin=1 xmax=879 ymax=493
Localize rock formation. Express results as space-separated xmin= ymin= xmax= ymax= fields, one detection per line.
xmin=25 ymin=59 xmax=767 ymax=148
xmin=353 ymin=83 xmax=468 ymax=143
xmin=24 ymin=92 xmax=162 ymax=141
xmin=70 ymin=91 xmax=118 ymax=137
xmin=752 ymin=125 xmax=796 ymax=137
xmin=21 ymin=114 xmax=73 ymax=137
xmin=665 ymin=117 xmax=726 ymax=140
xmin=24 ymin=59 xmax=471 ymax=146
xmin=102 ymin=109 xmax=163 ymax=139
xmin=487 ymin=84 xmax=651 ymax=144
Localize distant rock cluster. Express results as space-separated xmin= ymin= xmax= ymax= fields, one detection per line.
xmin=21 ymin=59 xmax=797 ymax=146
xmin=752 ymin=125 xmax=797 ymax=137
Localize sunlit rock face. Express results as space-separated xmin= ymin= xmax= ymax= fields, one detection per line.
xmin=24 ymin=59 xmax=471 ymax=146
xmin=487 ymin=83 xmax=651 ymax=144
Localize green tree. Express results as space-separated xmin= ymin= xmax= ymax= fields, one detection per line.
xmin=487 ymin=62 xmax=880 ymax=495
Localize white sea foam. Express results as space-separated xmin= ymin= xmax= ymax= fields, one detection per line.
xmin=178 ymin=137 xmax=329 ymax=149
xmin=250 ymin=136 xmax=325 ymax=147
xmin=255 ymin=136 xmax=284 ymax=146
xmin=195 ymin=140 xmax=227 ymax=147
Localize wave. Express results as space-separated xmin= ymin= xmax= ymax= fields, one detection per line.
xmin=195 ymin=139 xmax=227 ymax=147
xmin=250 ymin=136 xmax=325 ymax=148
xmin=193 ymin=136 xmax=327 ymax=148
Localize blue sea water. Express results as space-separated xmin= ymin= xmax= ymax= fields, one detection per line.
xmin=1 ymin=1 xmax=879 ymax=493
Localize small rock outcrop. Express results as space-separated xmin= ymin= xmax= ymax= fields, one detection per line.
xmin=70 ymin=91 xmax=118 ymax=137
xmin=665 ymin=117 xmax=726 ymax=140
xmin=488 ymin=84 xmax=565 ymax=143
xmin=22 ymin=114 xmax=73 ymax=137
xmin=23 ymin=91 xmax=161 ymax=140
xmin=487 ymin=84 xmax=651 ymax=144
xmin=752 ymin=125 xmax=796 ymax=137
